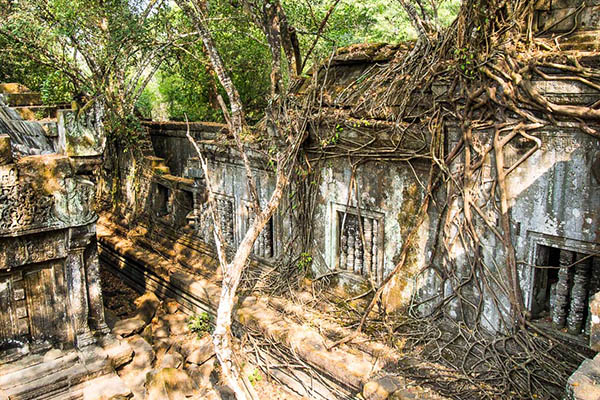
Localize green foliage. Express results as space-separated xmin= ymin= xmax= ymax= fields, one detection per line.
xmin=454 ymin=47 xmax=478 ymax=78
xmin=135 ymin=88 xmax=155 ymax=121
xmin=247 ymin=368 xmax=262 ymax=386
xmin=40 ymin=71 xmax=75 ymax=104
xmin=1 ymin=0 xmax=462 ymax=124
xmin=154 ymin=2 xmax=271 ymax=122
xmin=157 ymin=65 xmax=222 ymax=122
xmin=297 ymin=252 xmax=313 ymax=271
xmin=1 ymin=0 xmax=175 ymax=141
xmin=283 ymin=0 xmax=461 ymax=64
xmin=188 ymin=312 xmax=213 ymax=337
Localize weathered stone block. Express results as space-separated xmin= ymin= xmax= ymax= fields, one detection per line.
xmin=185 ymin=358 xmax=214 ymax=388
xmin=162 ymin=313 xmax=189 ymax=336
xmin=538 ymin=6 xmax=600 ymax=32
xmin=164 ymin=298 xmax=179 ymax=314
xmin=0 ymin=135 xmax=12 ymax=165
xmin=589 ymin=291 xmax=600 ymax=351
xmin=551 ymin=0 xmax=600 ymax=9
xmin=145 ymin=368 xmax=196 ymax=400
xmin=103 ymin=339 xmax=134 ymax=370
xmin=363 ymin=376 xmax=403 ymax=400
xmin=185 ymin=335 xmax=215 ymax=366
xmin=82 ymin=373 xmax=131 ymax=400
xmin=0 ymin=83 xmax=30 ymax=94
xmin=134 ymin=292 xmax=161 ymax=324
xmin=57 ymin=107 xmax=106 ymax=157
xmin=153 ymin=319 xmax=170 ymax=339
xmin=158 ymin=351 xmax=183 ymax=370
xmin=566 ymin=358 xmax=600 ymax=400
xmin=112 ymin=317 xmax=146 ymax=338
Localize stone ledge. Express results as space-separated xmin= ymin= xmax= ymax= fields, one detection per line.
xmin=143 ymin=120 xmax=227 ymax=136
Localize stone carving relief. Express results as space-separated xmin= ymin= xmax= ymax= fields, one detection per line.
xmin=54 ymin=177 xmax=97 ymax=226
xmin=195 ymin=194 xmax=235 ymax=247
xmin=0 ymin=165 xmax=55 ymax=234
xmin=58 ymin=101 xmax=106 ymax=157
xmin=0 ymin=231 xmax=67 ymax=269
xmin=0 ymin=163 xmax=97 ymax=235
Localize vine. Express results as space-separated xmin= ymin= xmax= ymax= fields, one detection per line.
xmin=283 ymin=1 xmax=600 ymax=398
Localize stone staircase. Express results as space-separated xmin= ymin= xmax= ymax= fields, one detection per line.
xmin=535 ymin=0 xmax=600 ymax=52
xmin=0 ymin=346 xmax=131 ymax=400
xmin=558 ymin=29 xmax=600 ymax=51
xmin=0 ymin=83 xmax=71 ymax=151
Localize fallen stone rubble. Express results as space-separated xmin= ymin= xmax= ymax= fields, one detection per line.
xmin=98 ymin=214 xmax=449 ymax=400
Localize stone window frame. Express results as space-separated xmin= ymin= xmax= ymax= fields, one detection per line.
xmin=153 ymin=183 xmax=171 ymax=217
xmin=212 ymin=192 xmax=236 ymax=248
xmin=525 ymin=231 xmax=600 ymax=315
xmin=239 ymin=199 xmax=278 ymax=260
xmin=327 ymin=202 xmax=385 ymax=285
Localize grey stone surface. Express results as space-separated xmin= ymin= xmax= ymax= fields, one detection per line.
xmin=159 ymin=351 xmax=183 ymax=369
xmin=566 ymin=357 xmax=600 ymax=400
xmin=125 ymin=335 xmax=156 ymax=368
xmin=185 ymin=358 xmax=214 ymax=388
xmin=363 ymin=376 xmax=403 ymax=400
xmin=119 ymin=335 xmax=156 ymax=399
xmin=0 ymin=87 xmax=111 ymax=400
xmin=101 ymin=338 xmax=134 ymax=370
xmin=145 ymin=368 xmax=197 ymax=400
xmin=0 ymin=135 xmax=11 ymax=165
xmin=162 ymin=313 xmax=189 ymax=337
xmin=112 ymin=317 xmax=146 ymax=338
xmin=134 ymin=292 xmax=160 ymax=324
xmin=82 ymin=373 xmax=132 ymax=400
xmin=590 ymin=291 xmax=600 ymax=351
xmin=185 ymin=335 xmax=214 ymax=366
xmin=57 ymin=104 xmax=106 ymax=157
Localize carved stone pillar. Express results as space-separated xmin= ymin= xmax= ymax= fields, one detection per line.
xmin=66 ymin=227 xmax=95 ymax=348
xmin=552 ymin=250 xmax=574 ymax=329
xmin=85 ymin=237 xmax=110 ymax=334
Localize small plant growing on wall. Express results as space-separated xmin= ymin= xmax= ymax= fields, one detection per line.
xmin=187 ymin=312 xmax=213 ymax=337
xmin=297 ymin=252 xmax=313 ymax=271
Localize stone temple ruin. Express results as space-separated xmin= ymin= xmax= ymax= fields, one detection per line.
xmin=0 ymin=84 xmax=132 ymax=400
xmin=3 ymin=1 xmax=600 ymax=399
xmin=113 ymin=0 xmax=600 ymax=332
xmin=99 ymin=2 xmax=600 ymax=399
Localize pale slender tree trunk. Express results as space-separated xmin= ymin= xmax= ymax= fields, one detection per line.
xmin=213 ymin=171 xmax=287 ymax=400
xmin=176 ymin=0 xmax=261 ymax=212
xmin=175 ymin=1 xmax=295 ymax=398
xmin=187 ymin=121 xmax=290 ymax=399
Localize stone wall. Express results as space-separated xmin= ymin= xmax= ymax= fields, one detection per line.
xmin=135 ymin=106 xmax=600 ymax=336
xmin=306 ymin=138 xmax=433 ymax=310
xmin=0 ymin=157 xmax=107 ymax=354
xmin=536 ymin=0 xmax=600 ymax=33
xmin=142 ymin=121 xmax=294 ymax=261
